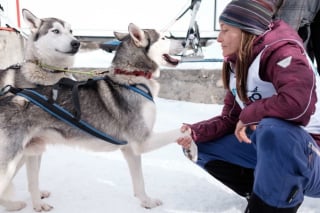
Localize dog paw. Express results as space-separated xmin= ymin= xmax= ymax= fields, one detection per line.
xmin=40 ymin=190 xmax=51 ymax=199
xmin=140 ymin=197 xmax=162 ymax=209
xmin=4 ymin=200 xmax=27 ymax=211
xmin=33 ymin=202 xmax=53 ymax=212
xmin=183 ymin=141 xmax=198 ymax=162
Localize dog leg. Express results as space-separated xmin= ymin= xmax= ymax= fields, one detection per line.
xmin=133 ymin=129 xmax=198 ymax=162
xmin=0 ymin=198 xmax=27 ymax=211
xmin=121 ymin=147 xmax=162 ymax=209
xmin=0 ymin=183 xmax=27 ymax=211
xmin=0 ymin=155 xmax=27 ymax=211
xmin=26 ymin=156 xmax=53 ymax=212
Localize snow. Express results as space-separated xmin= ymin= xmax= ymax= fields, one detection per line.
xmin=6 ymin=48 xmax=320 ymax=213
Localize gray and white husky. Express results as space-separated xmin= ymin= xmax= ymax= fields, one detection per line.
xmin=0 ymin=8 xmax=80 ymax=93
xmin=0 ymin=23 xmax=197 ymax=212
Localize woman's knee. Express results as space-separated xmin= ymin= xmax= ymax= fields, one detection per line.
xmin=254 ymin=118 xmax=300 ymax=151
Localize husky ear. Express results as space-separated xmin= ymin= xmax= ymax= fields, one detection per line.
xmin=22 ymin=9 xmax=41 ymax=30
xmin=128 ymin=23 xmax=148 ymax=47
xmin=114 ymin=32 xmax=128 ymax=41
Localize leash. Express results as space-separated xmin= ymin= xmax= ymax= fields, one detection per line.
xmin=161 ymin=1 xmax=195 ymax=32
xmin=0 ymin=76 xmax=154 ymax=145
xmin=0 ymin=61 xmax=109 ymax=77
xmin=26 ymin=60 xmax=108 ymax=77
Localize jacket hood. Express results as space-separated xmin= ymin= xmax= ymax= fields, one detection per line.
xmin=252 ymin=20 xmax=304 ymax=57
xmin=224 ymin=20 xmax=303 ymax=65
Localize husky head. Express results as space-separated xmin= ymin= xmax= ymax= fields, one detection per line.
xmin=22 ymin=9 xmax=80 ymax=67
xmin=113 ymin=23 xmax=179 ymax=78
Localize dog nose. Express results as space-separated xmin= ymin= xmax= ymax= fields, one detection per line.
xmin=71 ymin=40 xmax=80 ymax=51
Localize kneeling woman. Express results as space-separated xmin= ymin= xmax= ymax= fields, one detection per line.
xmin=177 ymin=0 xmax=320 ymax=212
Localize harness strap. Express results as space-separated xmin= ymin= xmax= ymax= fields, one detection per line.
xmin=51 ymin=77 xmax=153 ymax=120
xmin=122 ymin=83 xmax=154 ymax=102
xmin=6 ymin=85 xmax=127 ymax=145
xmin=52 ymin=77 xmax=94 ymax=120
xmin=104 ymin=76 xmax=154 ymax=102
xmin=0 ymin=76 xmax=154 ymax=145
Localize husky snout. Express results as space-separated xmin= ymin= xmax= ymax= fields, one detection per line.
xmin=70 ymin=39 xmax=81 ymax=54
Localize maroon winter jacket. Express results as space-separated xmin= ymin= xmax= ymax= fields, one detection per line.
xmin=188 ymin=20 xmax=320 ymax=145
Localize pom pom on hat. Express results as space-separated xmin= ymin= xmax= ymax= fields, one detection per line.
xmin=219 ymin=0 xmax=274 ymax=35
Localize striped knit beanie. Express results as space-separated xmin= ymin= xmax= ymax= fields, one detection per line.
xmin=219 ymin=0 xmax=274 ymax=35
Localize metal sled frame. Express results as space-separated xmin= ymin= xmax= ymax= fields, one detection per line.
xmin=180 ymin=0 xmax=204 ymax=59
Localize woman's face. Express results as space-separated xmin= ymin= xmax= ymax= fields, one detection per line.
xmin=217 ymin=22 xmax=242 ymax=57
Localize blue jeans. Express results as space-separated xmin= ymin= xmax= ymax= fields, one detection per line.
xmin=196 ymin=132 xmax=256 ymax=169
xmin=196 ymin=118 xmax=320 ymax=208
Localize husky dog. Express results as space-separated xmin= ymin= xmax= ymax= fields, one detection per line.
xmin=0 ymin=8 xmax=80 ymax=94
xmin=0 ymin=23 xmax=197 ymax=212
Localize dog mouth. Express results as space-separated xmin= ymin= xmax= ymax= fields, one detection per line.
xmin=163 ymin=54 xmax=179 ymax=66
xmin=66 ymin=49 xmax=79 ymax=55
xmin=56 ymin=49 xmax=79 ymax=55
xmin=56 ymin=40 xmax=81 ymax=55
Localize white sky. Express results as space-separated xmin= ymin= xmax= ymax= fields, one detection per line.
xmin=0 ymin=0 xmax=230 ymax=37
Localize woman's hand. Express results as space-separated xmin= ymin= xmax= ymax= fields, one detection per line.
xmin=176 ymin=124 xmax=193 ymax=149
xmin=234 ymin=120 xmax=252 ymax=143
xmin=177 ymin=124 xmax=198 ymax=162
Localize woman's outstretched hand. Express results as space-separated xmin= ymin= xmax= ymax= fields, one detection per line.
xmin=176 ymin=124 xmax=193 ymax=148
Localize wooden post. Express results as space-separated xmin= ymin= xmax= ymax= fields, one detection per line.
xmin=16 ymin=0 xmax=21 ymax=28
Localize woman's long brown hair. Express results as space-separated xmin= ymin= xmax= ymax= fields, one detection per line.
xmin=222 ymin=31 xmax=257 ymax=103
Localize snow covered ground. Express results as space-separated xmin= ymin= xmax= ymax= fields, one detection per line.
xmin=10 ymin=97 xmax=320 ymax=213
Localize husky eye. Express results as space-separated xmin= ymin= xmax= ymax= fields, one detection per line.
xmin=70 ymin=30 xmax=73 ymax=34
xmin=52 ymin=29 xmax=60 ymax=34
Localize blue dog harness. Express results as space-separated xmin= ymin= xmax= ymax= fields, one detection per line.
xmin=0 ymin=76 xmax=154 ymax=145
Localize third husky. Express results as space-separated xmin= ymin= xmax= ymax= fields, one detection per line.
xmin=0 ymin=22 xmax=197 ymax=211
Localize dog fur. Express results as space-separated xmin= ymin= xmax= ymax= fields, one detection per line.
xmin=0 ymin=23 xmax=197 ymax=212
